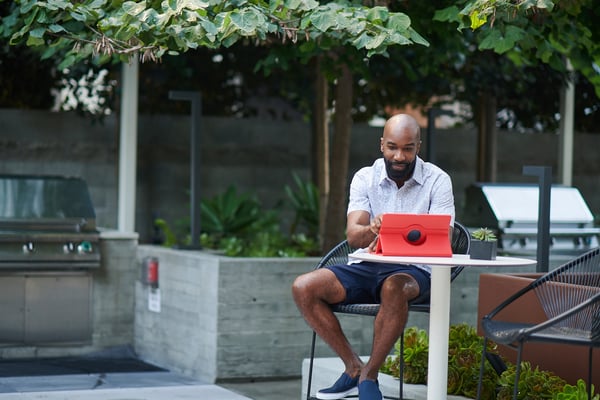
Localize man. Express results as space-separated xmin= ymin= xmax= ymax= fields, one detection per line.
xmin=292 ymin=114 xmax=455 ymax=400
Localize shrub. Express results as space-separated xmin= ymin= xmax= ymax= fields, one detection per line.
xmin=497 ymin=362 xmax=566 ymax=400
xmin=380 ymin=324 xmax=582 ymax=400
xmin=155 ymin=179 xmax=320 ymax=257
xmin=553 ymin=379 xmax=599 ymax=400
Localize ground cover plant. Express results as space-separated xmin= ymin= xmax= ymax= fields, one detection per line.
xmin=381 ymin=324 xmax=597 ymax=400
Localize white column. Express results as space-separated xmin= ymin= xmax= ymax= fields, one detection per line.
xmin=558 ymin=59 xmax=574 ymax=186
xmin=117 ymin=57 xmax=139 ymax=232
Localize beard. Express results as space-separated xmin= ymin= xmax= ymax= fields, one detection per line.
xmin=384 ymin=158 xmax=417 ymax=181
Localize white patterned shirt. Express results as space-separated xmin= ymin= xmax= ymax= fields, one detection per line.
xmin=347 ymin=156 xmax=455 ymax=273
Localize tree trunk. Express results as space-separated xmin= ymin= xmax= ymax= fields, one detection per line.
xmin=476 ymin=93 xmax=498 ymax=182
xmin=322 ymin=64 xmax=353 ymax=252
xmin=314 ymin=56 xmax=330 ymax=253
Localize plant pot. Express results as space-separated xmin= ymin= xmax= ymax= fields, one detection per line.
xmin=469 ymin=240 xmax=497 ymax=260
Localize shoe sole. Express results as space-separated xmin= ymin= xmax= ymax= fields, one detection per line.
xmin=316 ymin=386 xmax=359 ymax=400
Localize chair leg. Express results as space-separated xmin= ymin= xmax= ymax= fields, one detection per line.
xmin=588 ymin=346 xmax=593 ymax=400
xmin=399 ymin=330 xmax=404 ymax=400
xmin=307 ymin=331 xmax=317 ymax=400
xmin=476 ymin=337 xmax=488 ymax=400
xmin=513 ymin=345 xmax=523 ymax=400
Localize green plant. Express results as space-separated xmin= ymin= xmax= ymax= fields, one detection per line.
xmin=497 ymin=362 xmax=566 ymax=400
xmin=381 ymin=324 xmax=593 ymax=400
xmin=153 ymin=218 xmax=179 ymax=248
xmin=447 ymin=323 xmax=499 ymax=398
xmin=284 ymin=173 xmax=319 ymax=238
xmin=471 ymin=227 xmax=498 ymax=241
xmin=200 ymin=186 xmax=264 ymax=240
xmin=157 ymin=183 xmax=321 ymax=257
xmin=381 ymin=324 xmax=505 ymax=399
xmin=554 ymin=379 xmax=599 ymax=400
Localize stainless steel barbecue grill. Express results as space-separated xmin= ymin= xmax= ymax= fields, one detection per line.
xmin=0 ymin=175 xmax=100 ymax=344
xmin=0 ymin=175 xmax=100 ymax=269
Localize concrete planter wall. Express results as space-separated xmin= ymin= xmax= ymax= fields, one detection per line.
xmin=134 ymin=245 xmax=376 ymax=383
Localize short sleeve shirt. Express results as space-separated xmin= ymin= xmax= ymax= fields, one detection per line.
xmin=347 ymin=156 xmax=455 ymax=222
xmin=347 ymin=157 xmax=455 ymax=274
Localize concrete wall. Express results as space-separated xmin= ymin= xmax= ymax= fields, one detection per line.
xmin=134 ymin=245 xmax=376 ymax=382
xmin=1 ymin=109 xmax=598 ymax=244
xmin=132 ymin=245 xmax=570 ymax=383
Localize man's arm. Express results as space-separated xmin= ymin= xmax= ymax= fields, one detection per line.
xmin=346 ymin=210 xmax=380 ymax=250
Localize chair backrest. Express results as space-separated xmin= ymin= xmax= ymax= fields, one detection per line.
xmin=451 ymin=221 xmax=470 ymax=255
xmin=316 ymin=240 xmax=357 ymax=269
xmin=533 ymin=247 xmax=600 ymax=331
xmin=450 ymin=221 xmax=471 ymax=281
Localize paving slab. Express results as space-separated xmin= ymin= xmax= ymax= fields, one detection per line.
xmin=0 ymin=384 xmax=249 ymax=400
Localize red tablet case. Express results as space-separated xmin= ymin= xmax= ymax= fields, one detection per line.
xmin=374 ymin=213 xmax=452 ymax=257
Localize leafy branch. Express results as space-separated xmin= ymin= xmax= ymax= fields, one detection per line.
xmin=1 ymin=0 xmax=428 ymax=69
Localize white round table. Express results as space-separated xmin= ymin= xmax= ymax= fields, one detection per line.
xmin=348 ymin=252 xmax=537 ymax=400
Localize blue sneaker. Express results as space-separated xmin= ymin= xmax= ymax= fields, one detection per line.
xmin=358 ymin=379 xmax=382 ymax=400
xmin=316 ymin=372 xmax=359 ymax=399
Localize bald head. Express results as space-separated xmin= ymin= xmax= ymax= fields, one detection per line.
xmin=382 ymin=114 xmax=421 ymax=142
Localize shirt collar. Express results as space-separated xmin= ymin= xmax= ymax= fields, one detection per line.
xmin=378 ymin=156 xmax=425 ymax=187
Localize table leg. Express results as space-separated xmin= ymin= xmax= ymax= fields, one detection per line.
xmin=426 ymin=267 xmax=451 ymax=399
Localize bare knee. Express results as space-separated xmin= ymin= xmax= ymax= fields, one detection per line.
xmin=380 ymin=274 xmax=420 ymax=303
xmin=291 ymin=273 xmax=311 ymax=302
xmin=291 ymin=269 xmax=345 ymax=306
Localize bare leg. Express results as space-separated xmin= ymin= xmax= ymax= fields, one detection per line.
xmin=292 ymin=269 xmax=364 ymax=377
xmin=360 ymin=274 xmax=420 ymax=382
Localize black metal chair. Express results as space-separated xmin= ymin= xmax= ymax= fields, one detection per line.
xmin=476 ymin=247 xmax=600 ymax=400
xmin=305 ymin=221 xmax=471 ymax=400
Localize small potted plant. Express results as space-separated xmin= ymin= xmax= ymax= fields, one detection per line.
xmin=470 ymin=227 xmax=498 ymax=260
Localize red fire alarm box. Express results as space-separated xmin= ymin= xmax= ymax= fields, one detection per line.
xmin=142 ymin=257 xmax=159 ymax=288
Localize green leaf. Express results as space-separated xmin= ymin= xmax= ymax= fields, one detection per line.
xmin=46 ymin=0 xmax=72 ymax=11
xmin=479 ymin=29 xmax=512 ymax=53
xmin=387 ymin=12 xmax=410 ymax=33
xmin=310 ymin=8 xmax=336 ymax=32
xmin=433 ymin=6 xmax=461 ymax=24
xmin=122 ymin=1 xmax=148 ymax=17
xmin=48 ymin=24 xmax=66 ymax=33
xmin=26 ymin=33 xmax=45 ymax=46
xmin=366 ymin=6 xmax=388 ymax=23
xmin=469 ymin=11 xmax=486 ymax=30
xmin=229 ymin=8 xmax=263 ymax=34
xmin=535 ymin=0 xmax=555 ymax=11
xmin=29 ymin=27 xmax=46 ymax=38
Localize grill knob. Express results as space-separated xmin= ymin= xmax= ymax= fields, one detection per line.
xmin=22 ymin=242 xmax=34 ymax=254
xmin=63 ymin=242 xmax=75 ymax=253
xmin=77 ymin=241 xmax=93 ymax=254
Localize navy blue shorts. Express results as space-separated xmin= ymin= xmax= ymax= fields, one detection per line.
xmin=325 ymin=261 xmax=431 ymax=305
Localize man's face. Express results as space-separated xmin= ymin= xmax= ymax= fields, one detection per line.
xmin=380 ymin=131 xmax=420 ymax=182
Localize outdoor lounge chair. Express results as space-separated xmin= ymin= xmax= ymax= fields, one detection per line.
xmin=476 ymin=247 xmax=600 ymax=400
xmin=305 ymin=221 xmax=471 ymax=400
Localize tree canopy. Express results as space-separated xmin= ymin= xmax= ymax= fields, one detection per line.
xmin=0 ymin=0 xmax=428 ymax=69
xmin=2 ymin=0 xmax=598 ymax=128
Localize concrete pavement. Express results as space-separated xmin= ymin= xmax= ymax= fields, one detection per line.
xmin=0 ymin=371 xmax=250 ymax=399
xmin=0 ymin=372 xmax=303 ymax=400
xmin=0 ymin=357 xmax=302 ymax=400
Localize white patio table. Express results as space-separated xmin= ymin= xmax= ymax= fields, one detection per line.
xmin=348 ymin=252 xmax=537 ymax=400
